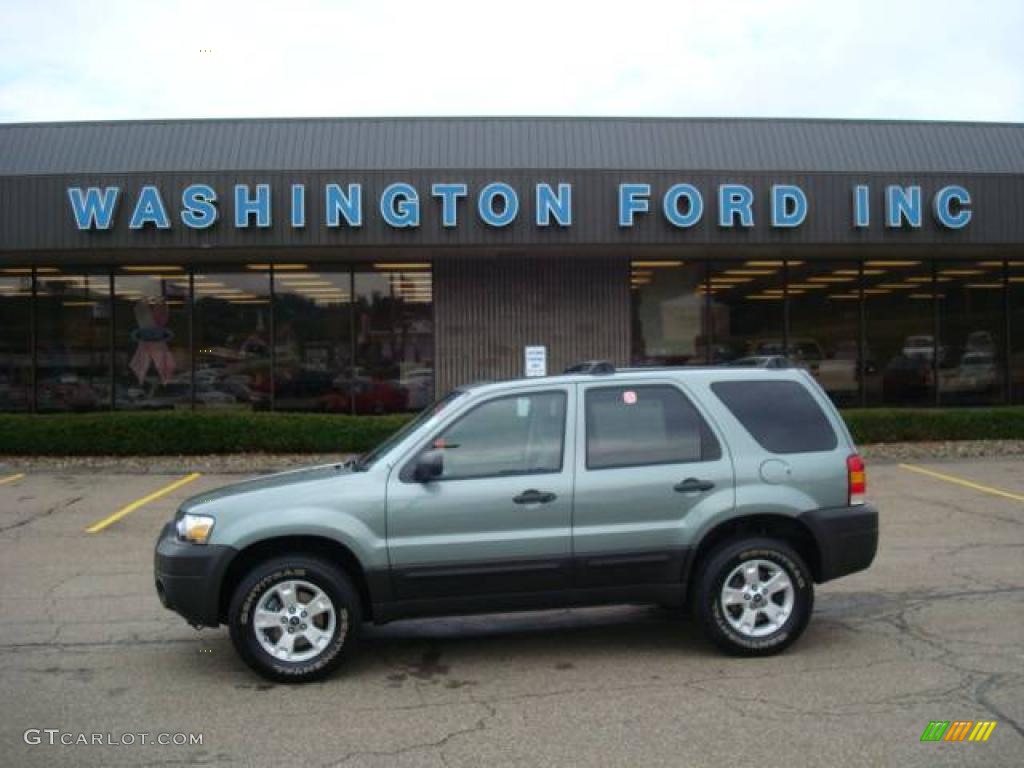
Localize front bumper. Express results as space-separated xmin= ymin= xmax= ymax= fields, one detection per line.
xmin=798 ymin=504 xmax=879 ymax=583
xmin=154 ymin=522 xmax=236 ymax=627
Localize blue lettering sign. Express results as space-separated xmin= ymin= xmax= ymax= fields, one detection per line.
xmin=478 ymin=182 xmax=519 ymax=227
xmin=886 ymin=185 xmax=922 ymax=228
xmin=68 ymin=186 xmax=120 ymax=230
xmin=234 ymin=184 xmax=271 ymax=228
xmin=853 ymin=185 xmax=870 ymax=228
xmin=618 ymin=184 xmax=650 ymax=227
xmin=932 ymin=185 xmax=972 ymax=229
xmin=536 ymin=183 xmax=572 ymax=227
xmin=381 ymin=183 xmax=420 ymax=228
xmin=431 ymin=183 xmax=468 ymax=228
xmin=291 ymin=184 xmax=305 ymax=228
xmin=663 ymin=184 xmax=703 ymax=228
xmin=325 ymin=184 xmax=362 ymax=227
xmin=719 ymin=184 xmax=754 ymax=227
xmin=771 ymin=184 xmax=807 ymax=228
xmin=180 ymin=184 xmax=218 ymax=229
xmin=129 ymin=186 xmax=171 ymax=230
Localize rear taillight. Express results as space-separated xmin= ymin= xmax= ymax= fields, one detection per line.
xmin=848 ymin=454 xmax=866 ymax=506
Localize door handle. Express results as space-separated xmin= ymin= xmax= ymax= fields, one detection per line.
xmin=674 ymin=478 xmax=715 ymax=493
xmin=513 ymin=489 xmax=557 ymax=504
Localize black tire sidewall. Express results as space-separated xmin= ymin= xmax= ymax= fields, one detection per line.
xmin=697 ymin=538 xmax=813 ymax=656
xmin=228 ymin=556 xmax=360 ymax=683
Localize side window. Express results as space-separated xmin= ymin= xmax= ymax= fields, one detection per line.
xmin=711 ymin=380 xmax=838 ymax=454
xmin=585 ymin=385 xmax=721 ymax=470
xmin=423 ymin=391 xmax=567 ymax=481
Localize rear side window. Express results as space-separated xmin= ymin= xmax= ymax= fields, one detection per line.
xmin=712 ymin=380 xmax=838 ymax=454
xmin=585 ymin=385 xmax=721 ymax=470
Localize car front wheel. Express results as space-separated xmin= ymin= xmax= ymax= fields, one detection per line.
xmin=228 ymin=555 xmax=361 ymax=683
xmin=695 ymin=537 xmax=813 ymax=656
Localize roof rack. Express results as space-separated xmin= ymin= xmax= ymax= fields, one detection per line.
xmin=564 ymin=360 xmax=616 ymax=375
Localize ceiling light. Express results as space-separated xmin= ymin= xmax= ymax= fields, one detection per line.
xmin=631 ymin=261 xmax=683 ymax=267
xmin=865 ymin=260 xmax=921 ymax=267
xmin=373 ymin=263 xmax=430 ymax=270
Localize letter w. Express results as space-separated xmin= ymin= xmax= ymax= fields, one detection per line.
xmin=67 ymin=187 xmax=119 ymax=229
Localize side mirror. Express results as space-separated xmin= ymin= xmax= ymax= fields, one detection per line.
xmin=413 ymin=449 xmax=444 ymax=483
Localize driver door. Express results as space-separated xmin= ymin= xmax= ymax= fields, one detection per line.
xmin=386 ymin=386 xmax=575 ymax=602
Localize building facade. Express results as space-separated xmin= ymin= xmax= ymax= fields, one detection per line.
xmin=1 ymin=117 xmax=1023 ymax=414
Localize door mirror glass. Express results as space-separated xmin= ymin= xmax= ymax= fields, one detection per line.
xmin=413 ymin=449 xmax=444 ymax=482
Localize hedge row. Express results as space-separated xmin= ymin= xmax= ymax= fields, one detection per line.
xmin=841 ymin=407 xmax=1024 ymax=445
xmin=0 ymin=411 xmax=415 ymax=456
xmin=0 ymin=407 xmax=1021 ymax=456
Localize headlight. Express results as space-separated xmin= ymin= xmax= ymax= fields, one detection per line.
xmin=176 ymin=513 xmax=215 ymax=544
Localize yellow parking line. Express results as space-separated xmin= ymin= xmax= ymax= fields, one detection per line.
xmin=899 ymin=463 xmax=1024 ymax=503
xmin=0 ymin=473 xmax=26 ymax=486
xmin=85 ymin=473 xmax=202 ymax=533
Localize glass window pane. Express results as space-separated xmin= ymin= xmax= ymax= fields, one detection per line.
xmin=353 ymin=265 xmax=433 ymax=414
xmin=194 ymin=270 xmax=270 ymax=410
xmin=786 ymin=260 xmax=861 ymax=405
xmin=708 ymin=260 xmax=785 ymax=363
xmin=0 ymin=271 xmax=32 ymax=411
xmin=433 ymin=391 xmax=566 ymax=480
xmin=712 ymin=380 xmax=838 ymax=454
xmin=36 ymin=269 xmax=110 ymax=411
xmin=630 ymin=260 xmax=707 ymax=365
xmin=862 ymin=259 xmax=936 ymax=406
xmin=585 ymin=384 xmax=719 ymax=469
xmin=1011 ymin=261 xmax=1024 ymax=404
xmin=114 ymin=269 xmax=191 ymax=410
xmin=273 ymin=268 xmax=352 ymax=412
xmin=937 ymin=260 xmax=1006 ymax=405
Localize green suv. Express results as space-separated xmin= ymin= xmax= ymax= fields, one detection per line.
xmin=155 ymin=365 xmax=878 ymax=682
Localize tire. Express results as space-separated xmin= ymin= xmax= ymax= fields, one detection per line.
xmin=228 ymin=555 xmax=361 ymax=683
xmin=694 ymin=537 xmax=813 ymax=656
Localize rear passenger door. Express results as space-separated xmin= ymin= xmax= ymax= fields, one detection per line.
xmin=572 ymin=380 xmax=734 ymax=588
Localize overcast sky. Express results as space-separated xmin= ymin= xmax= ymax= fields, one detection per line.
xmin=1 ymin=0 xmax=1022 ymax=123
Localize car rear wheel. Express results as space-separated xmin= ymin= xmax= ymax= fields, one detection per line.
xmin=228 ymin=555 xmax=360 ymax=683
xmin=695 ymin=537 xmax=813 ymax=656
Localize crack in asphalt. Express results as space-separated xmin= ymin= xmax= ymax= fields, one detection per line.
xmin=0 ymin=495 xmax=83 ymax=533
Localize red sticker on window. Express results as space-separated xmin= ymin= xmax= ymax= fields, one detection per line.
xmin=623 ymin=390 xmax=637 ymax=405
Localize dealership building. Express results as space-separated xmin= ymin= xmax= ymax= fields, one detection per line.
xmin=0 ymin=116 xmax=1022 ymax=414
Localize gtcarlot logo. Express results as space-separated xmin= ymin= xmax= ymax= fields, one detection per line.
xmin=920 ymin=721 xmax=997 ymax=742
xmin=24 ymin=729 xmax=203 ymax=747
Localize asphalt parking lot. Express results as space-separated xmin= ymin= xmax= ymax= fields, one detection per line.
xmin=0 ymin=458 xmax=1022 ymax=767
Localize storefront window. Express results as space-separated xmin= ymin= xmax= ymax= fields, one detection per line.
xmin=786 ymin=260 xmax=861 ymax=406
xmin=353 ymin=264 xmax=433 ymax=414
xmin=863 ymin=260 xmax=936 ymax=406
xmin=707 ymin=260 xmax=785 ymax=364
xmin=35 ymin=269 xmax=111 ymax=411
xmin=0 ymin=270 xmax=33 ymax=411
xmin=1011 ymin=261 xmax=1024 ymax=404
xmin=193 ymin=270 xmax=271 ymax=410
xmin=937 ymin=261 xmax=1006 ymax=406
xmin=114 ymin=268 xmax=191 ymax=410
xmin=630 ymin=261 xmax=708 ymax=365
xmin=272 ymin=266 xmax=353 ymax=412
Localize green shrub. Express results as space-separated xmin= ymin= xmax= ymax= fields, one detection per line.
xmin=0 ymin=411 xmax=414 ymax=456
xmin=842 ymin=407 xmax=1024 ymax=444
xmin=0 ymin=407 xmax=1021 ymax=456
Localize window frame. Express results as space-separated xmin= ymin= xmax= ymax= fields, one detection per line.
xmin=583 ymin=382 xmax=722 ymax=472
xmin=399 ymin=388 xmax=569 ymax=483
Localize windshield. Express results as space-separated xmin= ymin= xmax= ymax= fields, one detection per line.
xmin=354 ymin=389 xmax=466 ymax=470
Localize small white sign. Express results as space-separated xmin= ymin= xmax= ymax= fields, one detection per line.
xmin=524 ymin=346 xmax=547 ymax=378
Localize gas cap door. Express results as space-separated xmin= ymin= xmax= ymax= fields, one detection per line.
xmin=759 ymin=458 xmax=792 ymax=484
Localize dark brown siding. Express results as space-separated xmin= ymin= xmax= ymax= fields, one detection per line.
xmin=434 ymin=253 xmax=630 ymax=392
